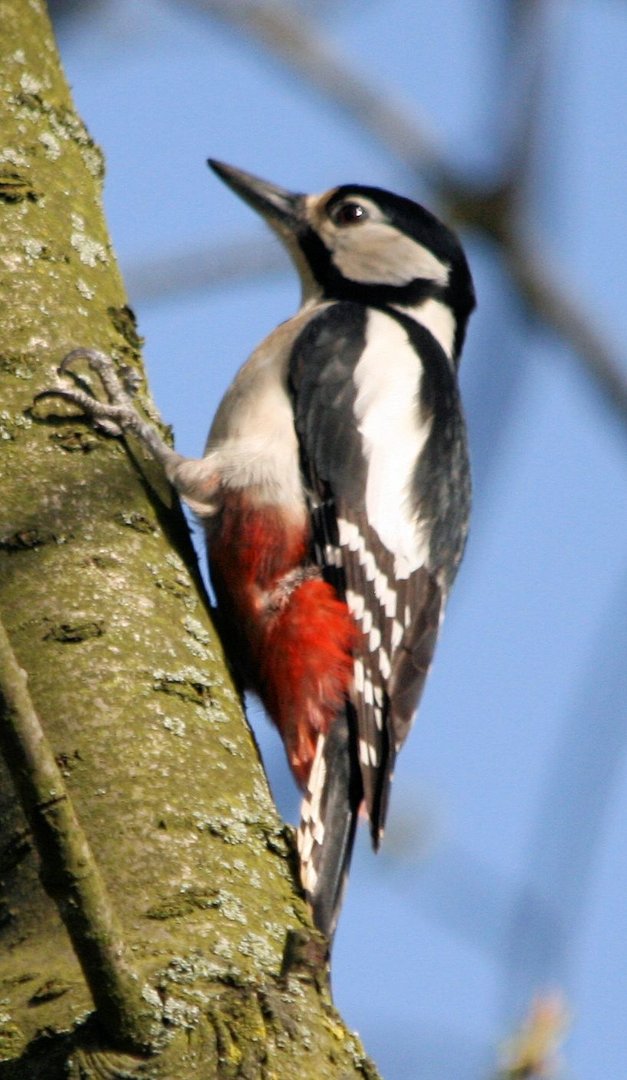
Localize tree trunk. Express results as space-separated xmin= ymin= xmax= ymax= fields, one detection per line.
xmin=0 ymin=4 xmax=381 ymax=1077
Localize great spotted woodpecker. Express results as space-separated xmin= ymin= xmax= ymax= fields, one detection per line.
xmin=43 ymin=162 xmax=475 ymax=939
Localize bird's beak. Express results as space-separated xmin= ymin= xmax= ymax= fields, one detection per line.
xmin=208 ymin=159 xmax=304 ymax=233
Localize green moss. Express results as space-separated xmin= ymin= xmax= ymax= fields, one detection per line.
xmin=0 ymin=1018 xmax=26 ymax=1063
xmin=0 ymin=172 xmax=39 ymax=202
xmin=0 ymin=353 xmax=38 ymax=379
xmin=146 ymin=889 xmax=221 ymax=922
xmin=0 ymin=3 xmax=384 ymax=1074
xmin=48 ymin=428 xmax=99 ymax=453
xmin=114 ymin=510 xmax=157 ymax=534
xmin=27 ymin=979 xmax=73 ymax=1006
xmin=42 ymin=619 xmax=105 ymax=643
xmin=108 ymin=304 xmax=144 ymax=352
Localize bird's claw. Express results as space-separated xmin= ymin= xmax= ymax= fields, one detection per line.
xmin=59 ymin=348 xmax=138 ymax=405
xmin=35 ymin=349 xmax=144 ymax=438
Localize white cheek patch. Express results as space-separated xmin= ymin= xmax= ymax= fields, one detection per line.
xmin=309 ymin=192 xmax=450 ymax=289
xmin=333 ymin=223 xmax=450 ymax=288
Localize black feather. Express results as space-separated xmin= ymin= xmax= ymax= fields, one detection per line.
xmin=290 ymin=297 xmax=469 ymax=931
xmin=299 ymin=712 xmax=362 ymax=939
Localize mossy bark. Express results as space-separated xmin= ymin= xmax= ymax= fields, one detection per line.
xmin=0 ymin=3 xmax=381 ymax=1077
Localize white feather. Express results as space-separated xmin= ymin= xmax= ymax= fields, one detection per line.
xmin=206 ymin=305 xmax=327 ymax=508
xmin=313 ymin=195 xmax=451 ymax=288
xmin=395 ymin=297 xmax=457 ymax=360
xmin=353 ymin=309 xmax=432 ymax=574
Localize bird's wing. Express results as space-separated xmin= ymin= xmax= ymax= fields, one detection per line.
xmin=290 ymin=301 xmax=451 ymax=846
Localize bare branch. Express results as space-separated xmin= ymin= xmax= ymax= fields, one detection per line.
xmin=507 ymin=230 xmax=627 ymax=426
xmin=501 ymin=0 xmax=562 ymax=181
xmin=445 ymin=184 xmax=627 ymax=429
xmin=176 ymin=0 xmax=627 ymax=431
xmin=495 ymin=993 xmax=569 ymax=1079
xmin=0 ymin=617 xmax=158 ymax=1052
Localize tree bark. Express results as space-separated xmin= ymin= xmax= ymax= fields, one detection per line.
xmin=0 ymin=3 xmax=381 ymax=1077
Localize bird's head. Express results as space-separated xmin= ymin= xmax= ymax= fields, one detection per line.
xmin=208 ymin=160 xmax=475 ymax=362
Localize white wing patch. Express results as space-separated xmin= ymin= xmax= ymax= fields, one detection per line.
xmin=339 ymin=518 xmax=395 ymax=599
xmin=352 ymin=309 xmax=432 ymax=575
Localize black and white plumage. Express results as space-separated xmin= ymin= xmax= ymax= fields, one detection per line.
xmin=287 ymin=242 xmax=472 ymax=929
xmin=44 ymin=162 xmax=475 ymax=940
xmin=205 ymin=165 xmax=474 ymax=934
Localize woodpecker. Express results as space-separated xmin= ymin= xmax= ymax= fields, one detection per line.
xmin=44 ymin=162 xmax=475 ymax=939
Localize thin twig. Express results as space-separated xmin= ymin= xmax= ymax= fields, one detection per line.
xmin=508 ymin=230 xmax=627 ymax=425
xmin=0 ymin=617 xmax=158 ymax=1052
xmin=179 ymin=0 xmax=627 ymax=429
xmin=502 ymin=0 xmax=558 ymax=181
xmin=495 ymin=993 xmax=569 ymax=1079
xmin=444 ymin=184 xmax=627 ymax=428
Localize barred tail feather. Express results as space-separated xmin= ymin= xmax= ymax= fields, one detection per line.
xmin=297 ymin=713 xmax=362 ymax=939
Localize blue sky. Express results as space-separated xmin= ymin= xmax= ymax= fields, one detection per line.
xmin=53 ymin=3 xmax=627 ymax=1076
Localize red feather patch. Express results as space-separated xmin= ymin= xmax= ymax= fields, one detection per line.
xmin=209 ymin=494 xmax=356 ymax=786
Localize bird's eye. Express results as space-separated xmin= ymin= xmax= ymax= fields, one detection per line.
xmin=329 ymin=201 xmax=368 ymax=226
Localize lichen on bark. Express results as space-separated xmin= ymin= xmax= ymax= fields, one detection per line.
xmin=0 ymin=3 xmax=381 ymax=1077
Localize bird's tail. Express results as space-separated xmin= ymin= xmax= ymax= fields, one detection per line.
xmin=297 ymin=710 xmax=362 ymax=939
